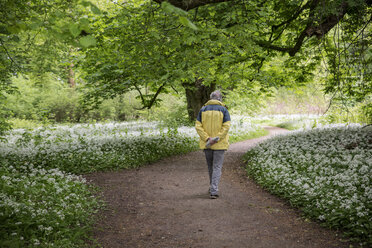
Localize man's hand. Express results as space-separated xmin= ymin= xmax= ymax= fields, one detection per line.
xmin=206 ymin=137 xmax=220 ymax=148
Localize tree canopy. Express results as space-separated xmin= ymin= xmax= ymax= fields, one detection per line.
xmin=80 ymin=0 xmax=371 ymax=119
xmin=0 ymin=0 xmax=371 ymax=125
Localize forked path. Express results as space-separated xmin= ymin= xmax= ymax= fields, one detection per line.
xmin=85 ymin=127 xmax=352 ymax=248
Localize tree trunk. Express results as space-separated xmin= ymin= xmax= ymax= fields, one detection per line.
xmin=183 ymin=78 xmax=216 ymax=121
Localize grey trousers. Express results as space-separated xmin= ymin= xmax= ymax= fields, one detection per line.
xmin=204 ymin=149 xmax=225 ymax=195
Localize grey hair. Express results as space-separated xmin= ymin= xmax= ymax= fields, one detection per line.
xmin=210 ymin=90 xmax=222 ymax=101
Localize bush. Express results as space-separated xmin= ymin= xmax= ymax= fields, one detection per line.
xmin=323 ymin=99 xmax=372 ymax=125
xmin=8 ymin=118 xmax=45 ymax=130
xmin=6 ymin=75 xmax=144 ymax=124
xmin=146 ymin=94 xmax=192 ymax=128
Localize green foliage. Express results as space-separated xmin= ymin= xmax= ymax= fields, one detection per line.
xmin=0 ymin=0 xmax=103 ymax=133
xmin=82 ymin=92 xmax=144 ymax=122
xmin=0 ymin=0 xmax=100 ymax=80
xmin=322 ymin=17 xmax=371 ymax=103
xmin=146 ymin=94 xmax=192 ymax=127
xmin=161 ymin=1 xmax=198 ymax=30
xmin=322 ymin=98 xmax=372 ymax=124
xmin=9 ymin=118 xmax=46 ymax=130
xmin=1 ymin=0 xmax=371 ymax=132
xmin=225 ymin=81 xmax=329 ymax=118
xmin=0 ymin=80 xmax=14 ymax=136
xmin=78 ymin=0 xmax=371 ymax=120
xmin=263 ymin=85 xmax=328 ymax=115
xmin=224 ymin=85 xmax=268 ymax=116
xmin=79 ymin=0 xmax=283 ymax=110
xmin=0 ymin=63 xmax=17 ymax=136
xmin=0 ymin=105 xmax=11 ymax=137
xmin=275 ymin=120 xmax=307 ymax=130
xmin=79 ymin=35 xmax=97 ymax=48
xmin=229 ymin=128 xmax=268 ymax=143
xmin=5 ymin=75 xmax=144 ymax=124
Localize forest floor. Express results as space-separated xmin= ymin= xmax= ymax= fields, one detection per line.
xmin=84 ymin=126 xmax=353 ymax=248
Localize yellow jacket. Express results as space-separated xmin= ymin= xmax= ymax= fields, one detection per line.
xmin=195 ymin=100 xmax=231 ymax=150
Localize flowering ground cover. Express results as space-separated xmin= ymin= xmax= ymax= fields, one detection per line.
xmin=0 ymin=118 xmax=265 ymax=247
xmin=229 ymin=116 xmax=269 ymax=142
xmin=0 ymin=121 xmax=197 ymax=174
xmin=243 ymin=124 xmax=372 ymax=245
xmin=0 ymin=163 xmax=100 ymax=247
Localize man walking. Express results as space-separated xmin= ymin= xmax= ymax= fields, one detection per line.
xmin=195 ymin=90 xmax=231 ymax=199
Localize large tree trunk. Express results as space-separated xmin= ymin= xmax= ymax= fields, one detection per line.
xmin=183 ymin=78 xmax=216 ymax=121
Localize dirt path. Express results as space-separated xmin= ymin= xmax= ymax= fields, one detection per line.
xmin=85 ymin=127 xmax=352 ymax=248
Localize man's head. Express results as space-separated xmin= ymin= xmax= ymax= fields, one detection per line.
xmin=210 ymin=90 xmax=222 ymax=101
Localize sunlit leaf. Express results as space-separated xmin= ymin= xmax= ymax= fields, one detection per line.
xmin=90 ymin=4 xmax=101 ymax=15
xmin=69 ymin=23 xmax=81 ymax=38
xmin=79 ymin=35 xmax=96 ymax=47
xmin=179 ymin=16 xmax=198 ymax=30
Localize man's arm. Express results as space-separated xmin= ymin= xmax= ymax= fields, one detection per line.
xmin=216 ymin=121 xmax=230 ymax=140
xmin=216 ymin=108 xmax=231 ymax=139
xmin=195 ymin=109 xmax=209 ymax=142
xmin=195 ymin=120 xmax=209 ymax=142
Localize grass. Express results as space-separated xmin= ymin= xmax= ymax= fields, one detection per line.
xmin=230 ymin=128 xmax=269 ymax=143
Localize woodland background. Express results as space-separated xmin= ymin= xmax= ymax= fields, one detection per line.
xmin=0 ymin=0 xmax=371 ymax=131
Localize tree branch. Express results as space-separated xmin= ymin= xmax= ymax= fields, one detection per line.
xmin=171 ymin=85 xmax=179 ymax=94
xmin=146 ymin=83 xmax=166 ymax=109
xmin=153 ymin=0 xmax=232 ymax=10
xmin=134 ymin=84 xmax=145 ymax=105
xmin=304 ymin=1 xmax=348 ymax=39
xmin=0 ymin=39 xmax=19 ymax=70
xmin=134 ymin=83 xmax=167 ymax=109
xmin=152 ymin=0 xmax=370 ymax=57
xmin=271 ymin=0 xmax=310 ymax=32
xmin=259 ymin=0 xmax=357 ymax=56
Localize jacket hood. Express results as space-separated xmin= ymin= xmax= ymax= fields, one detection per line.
xmin=204 ymin=100 xmax=226 ymax=107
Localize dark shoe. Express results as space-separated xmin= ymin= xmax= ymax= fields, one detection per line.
xmin=210 ymin=194 xmax=219 ymax=199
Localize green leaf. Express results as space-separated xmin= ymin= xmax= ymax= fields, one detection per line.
xmin=80 ymin=18 xmax=90 ymax=27
xmin=0 ymin=24 xmax=9 ymax=35
xmin=90 ymin=4 xmax=101 ymax=15
xmin=6 ymin=24 xmax=21 ymax=34
xmin=79 ymin=35 xmax=96 ymax=47
xmin=179 ymin=16 xmax=198 ymax=30
xmin=80 ymin=0 xmax=90 ymax=7
xmin=10 ymin=35 xmax=20 ymax=42
xmin=29 ymin=17 xmax=43 ymax=30
xmin=161 ymin=2 xmax=187 ymax=16
xmin=69 ymin=24 xmax=81 ymax=38
xmin=79 ymin=18 xmax=90 ymax=32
